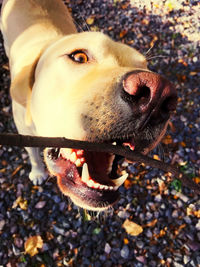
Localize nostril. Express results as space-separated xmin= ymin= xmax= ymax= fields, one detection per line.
xmin=136 ymin=86 xmax=151 ymax=103
xmin=161 ymin=95 xmax=177 ymax=113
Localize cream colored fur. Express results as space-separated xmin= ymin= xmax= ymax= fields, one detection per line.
xmin=1 ymin=0 xmax=148 ymax=185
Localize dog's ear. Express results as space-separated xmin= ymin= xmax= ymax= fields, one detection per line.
xmin=10 ymin=59 xmax=38 ymax=126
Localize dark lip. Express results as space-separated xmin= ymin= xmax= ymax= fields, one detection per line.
xmin=59 ymin=174 xmax=119 ymax=208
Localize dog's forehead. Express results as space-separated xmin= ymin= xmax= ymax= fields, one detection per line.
xmin=44 ymin=31 xmax=147 ymax=67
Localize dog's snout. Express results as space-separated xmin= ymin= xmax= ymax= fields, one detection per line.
xmin=122 ymin=71 xmax=177 ymax=126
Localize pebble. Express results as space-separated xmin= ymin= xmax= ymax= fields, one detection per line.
xmin=174 ymin=262 xmax=184 ymax=267
xmin=35 ymin=201 xmax=46 ymax=209
xmin=136 ymin=240 xmax=144 ymax=249
xmin=183 ymin=255 xmax=190 ymax=265
xmin=172 ymin=210 xmax=179 ymax=218
xmin=53 ymin=225 xmax=65 ymax=236
xmin=195 ymin=220 xmax=200 ymax=230
xmin=104 ymin=243 xmax=111 ymax=254
xmin=136 ymin=256 xmax=146 ymax=264
xmin=0 ymin=220 xmax=5 ymax=231
xmin=118 ymin=210 xmax=130 ymax=219
xmin=120 ymin=245 xmax=129 ymax=259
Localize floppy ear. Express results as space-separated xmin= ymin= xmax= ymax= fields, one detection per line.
xmin=10 ymin=59 xmax=38 ymax=126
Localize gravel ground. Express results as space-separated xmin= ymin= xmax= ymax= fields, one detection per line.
xmin=0 ymin=0 xmax=200 ymax=266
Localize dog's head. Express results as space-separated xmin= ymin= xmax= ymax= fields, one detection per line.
xmin=28 ymin=32 xmax=177 ymax=210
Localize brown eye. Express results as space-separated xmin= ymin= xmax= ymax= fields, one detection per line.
xmin=68 ymin=51 xmax=88 ymax=63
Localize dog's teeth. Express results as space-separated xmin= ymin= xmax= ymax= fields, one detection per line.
xmin=60 ymin=148 xmax=72 ymax=159
xmin=93 ymin=183 xmax=100 ymax=189
xmin=111 ymin=173 xmax=128 ymax=188
xmin=81 ymin=163 xmax=90 ymax=183
xmin=87 ymin=179 xmax=95 ymax=187
xmin=70 ymin=152 xmax=77 ymax=163
xmin=75 ymin=159 xmax=82 ymax=167
xmin=112 ymin=142 xmax=117 ymax=145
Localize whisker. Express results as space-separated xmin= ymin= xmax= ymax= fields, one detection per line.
xmin=80 ymin=15 xmax=91 ymax=32
xmin=145 ymin=45 xmax=154 ymax=56
xmin=73 ymin=19 xmax=85 ymax=32
xmin=146 ymin=55 xmax=168 ymax=61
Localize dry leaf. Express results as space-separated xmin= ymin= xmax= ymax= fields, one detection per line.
xmin=144 ymin=219 xmax=158 ymax=228
xmin=86 ymin=16 xmax=95 ymax=25
xmin=153 ymin=154 xmax=160 ymax=160
xmin=124 ymin=238 xmax=129 ymax=244
xmin=119 ymin=29 xmax=128 ymax=38
xmin=124 ymin=179 xmax=132 ymax=189
xmin=162 ymin=134 xmax=173 ymax=145
xmin=150 ymin=35 xmax=158 ymax=48
xmin=25 ymin=235 xmax=43 ymax=257
xmin=12 ymin=196 xmax=28 ymax=210
xmin=122 ymin=219 xmax=143 ymax=236
xmin=193 ymin=177 xmax=200 ymax=184
xmin=12 ymin=165 xmax=23 ymax=177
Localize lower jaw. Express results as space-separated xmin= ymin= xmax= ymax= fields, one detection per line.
xmin=57 ymin=174 xmax=119 ymax=211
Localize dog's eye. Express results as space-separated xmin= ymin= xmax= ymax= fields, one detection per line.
xmin=68 ymin=51 xmax=88 ymax=63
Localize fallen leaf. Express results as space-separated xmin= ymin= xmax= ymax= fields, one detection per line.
xmin=2 ymin=63 xmax=9 ymax=70
xmin=193 ymin=177 xmax=200 ymax=184
xmin=124 ymin=179 xmax=132 ymax=189
xmin=150 ymin=35 xmax=158 ymax=48
xmin=178 ymin=58 xmax=188 ymax=67
xmin=180 ymin=141 xmax=186 ymax=147
xmin=157 ymin=178 xmax=167 ymax=193
xmin=119 ymin=29 xmax=128 ymax=38
xmin=144 ymin=219 xmax=158 ymax=228
xmin=24 ymin=236 xmax=43 ymax=257
xmin=153 ymin=154 xmax=161 ymax=160
xmin=12 ymin=196 xmax=28 ymax=210
xmin=162 ymin=134 xmax=173 ymax=145
xmin=86 ymin=16 xmax=95 ymax=25
xmin=141 ymin=19 xmax=149 ymax=25
xmin=124 ymin=238 xmax=129 ymax=244
xmin=190 ymin=71 xmax=197 ymax=76
xmin=122 ymin=219 xmax=143 ymax=236
xmin=12 ymin=165 xmax=23 ymax=177
xmin=193 ymin=210 xmax=200 ymax=218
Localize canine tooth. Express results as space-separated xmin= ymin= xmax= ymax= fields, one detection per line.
xmin=112 ymin=142 xmax=117 ymax=145
xmin=111 ymin=173 xmax=128 ymax=188
xmin=70 ymin=152 xmax=77 ymax=162
xmin=81 ymin=163 xmax=90 ymax=183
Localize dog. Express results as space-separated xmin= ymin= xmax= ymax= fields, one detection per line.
xmin=1 ymin=0 xmax=177 ymax=210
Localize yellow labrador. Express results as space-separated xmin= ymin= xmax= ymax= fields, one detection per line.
xmin=1 ymin=0 xmax=177 ymax=210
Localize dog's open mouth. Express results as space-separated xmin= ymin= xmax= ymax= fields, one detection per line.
xmin=44 ymin=140 xmax=135 ymax=210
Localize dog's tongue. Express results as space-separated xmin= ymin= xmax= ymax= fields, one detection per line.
xmin=123 ymin=142 xmax=135 ymax=151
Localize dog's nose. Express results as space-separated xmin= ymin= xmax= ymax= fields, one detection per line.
xmin=122 ymin=71 xmax=177 ymax=128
